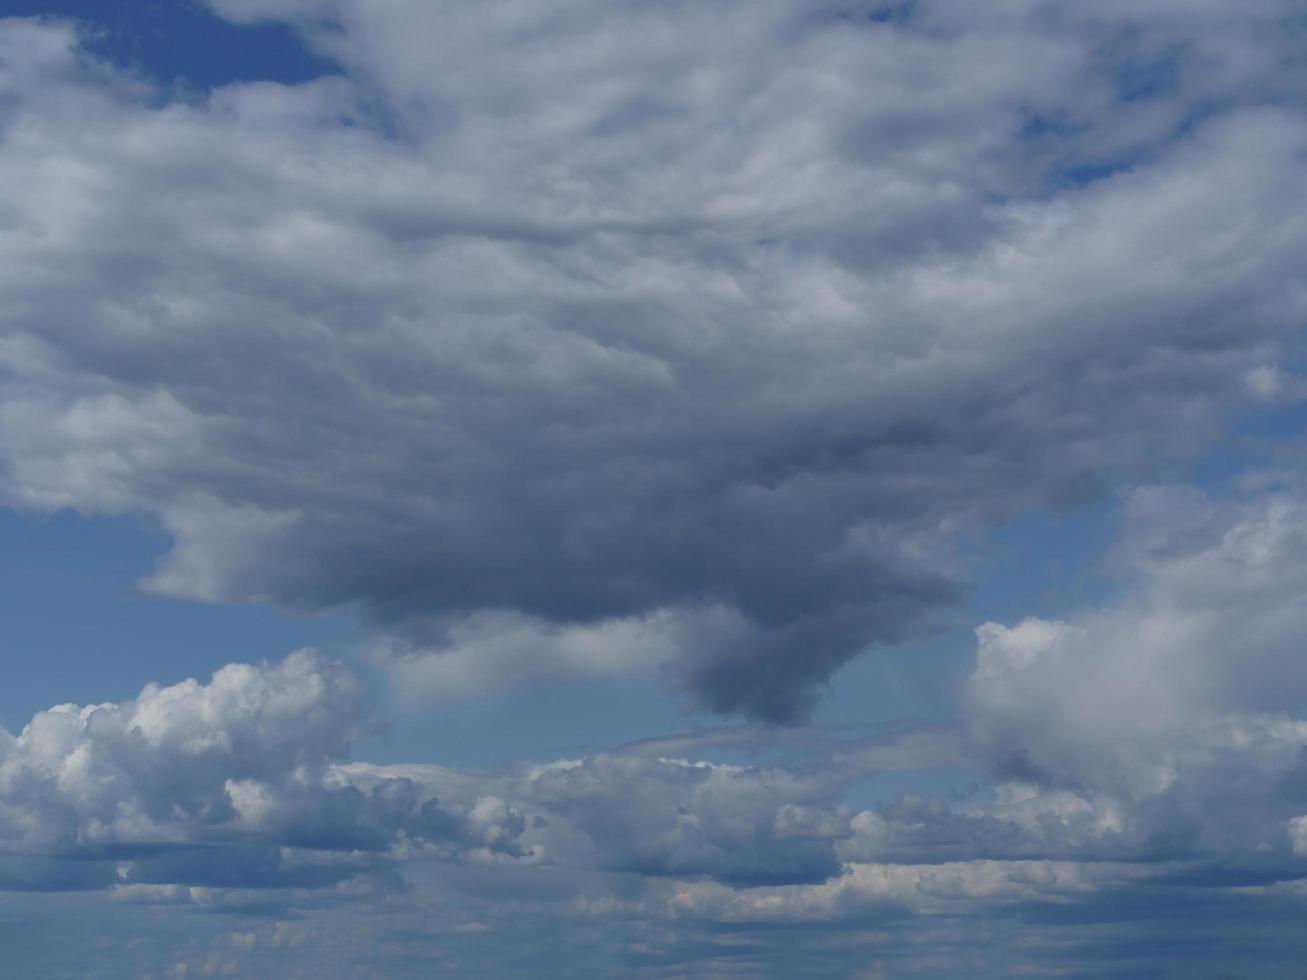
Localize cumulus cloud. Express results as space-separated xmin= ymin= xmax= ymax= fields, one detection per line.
xmin=964 ymin=486 xmax=1307 ymax=866
xmin=0 ymin=652 xmax=527 ymax=895
xmin=2 ymin=4 xmax=1307 ymax=718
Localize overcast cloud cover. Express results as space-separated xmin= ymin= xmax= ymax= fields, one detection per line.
xmin=3 ymin=0 xmax=1307 ymax=976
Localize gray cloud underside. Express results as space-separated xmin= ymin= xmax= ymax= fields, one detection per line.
xmin=3 ymin=3 xmax=1307 ymax=718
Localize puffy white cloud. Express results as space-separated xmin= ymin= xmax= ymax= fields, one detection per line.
xmin=0 ymin=651 xmax=360 ymax=852
xmin=964 ymin=486 xmax=1307 ymax=864
xmin=0 ymin=651 xmax=527 ymax=896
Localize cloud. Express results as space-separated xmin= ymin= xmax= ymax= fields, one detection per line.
xmin=964 ymin=485 xmax=1307 ymax=865
xmin=3 ymin=5 xmax=1307 ymax=718
xmin=667 ymin=858 xmax=1150 ymax=924
xmin=0 ymin=651 xmax=530 ymax=899
xmin=0 ymin=651 xmax=359 ymax=851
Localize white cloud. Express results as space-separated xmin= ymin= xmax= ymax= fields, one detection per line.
xmin=0 ymin=650 xmax=530 ymax=888
xmin=1289 ymin=815 xmax=1307 ymax=857
xmin=965 ymin=486 xmax=1307 ymax=862
xmin=667 ymin=858 xmax=1149 ymax=923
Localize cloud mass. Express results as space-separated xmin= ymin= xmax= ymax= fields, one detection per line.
xmin=4 ymin=3 xmax=1307 ymax=720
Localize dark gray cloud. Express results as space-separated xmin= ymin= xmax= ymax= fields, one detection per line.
xmin=3 ymin=5 xmax=1307 ymax=719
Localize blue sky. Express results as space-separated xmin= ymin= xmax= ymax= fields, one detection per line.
xmin=3 ymin=1 xmax=1307 ymax=977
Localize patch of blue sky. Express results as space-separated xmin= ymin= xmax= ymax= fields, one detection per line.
xmin=4 ymin=0 xmax=337 ymax=92
xmin=0 ymin=507 xmax=356 ymax=731
xmin=1153 ymin=392 xmax=1307 ymax=511
xmin=838 ymin=2 xmax=917 ymax=27
xmin=358 ymin=670 xmax=690 ymax=769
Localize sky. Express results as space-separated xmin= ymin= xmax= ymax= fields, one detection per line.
xmin=1 ymin=1 xmax=1307 ymax=976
